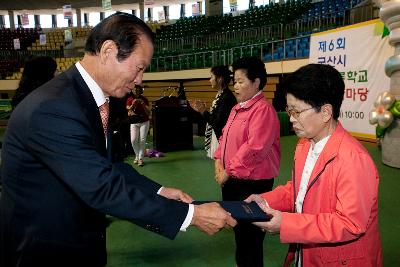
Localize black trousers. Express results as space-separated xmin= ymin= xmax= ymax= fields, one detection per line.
xmin=222 ymin=177 xmax=274 ymax=267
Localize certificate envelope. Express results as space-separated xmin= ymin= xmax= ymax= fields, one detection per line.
xmin=193 ymin=201 xmax=270 ymax=222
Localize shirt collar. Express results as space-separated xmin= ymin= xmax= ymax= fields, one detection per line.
xmin=239 ymin=90 xmax=262 ymax=108
xmin=75 ymin=62 xmax=108 ymax=107
xmin=310 ymin=134 xmax=331 ymax=155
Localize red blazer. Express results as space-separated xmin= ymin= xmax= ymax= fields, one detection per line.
xmin=262 ymin=123 xmax=383 ymax=267
xmin=214 ymin=93 xmax=280 ymax=180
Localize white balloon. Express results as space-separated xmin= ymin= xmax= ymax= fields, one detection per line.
xmin=378 ymin=111 xmax=394 ymax=128
xmin=369 ymin=110 xmax=379 ymax=125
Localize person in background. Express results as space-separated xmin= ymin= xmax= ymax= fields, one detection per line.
xmin=190 ymin=65 xmax=237 ymax=158
xmin=11 ymin=56 xmax=57 ymax=109
xmin=246 ymin=64 xmax=382 ymax=267
xmin=214 ymin=57 xmax=281 ymax=267
xmin=126 ymin=84 xmax=150 ymax=166
xmin=0 ymin=13 xmax=236 ymax=267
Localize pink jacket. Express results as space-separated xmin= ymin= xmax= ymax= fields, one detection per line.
xmin=214 ymin=93 xmax=280 ymax=180
xmin=262 ymin=123 xmax=382 ymax=267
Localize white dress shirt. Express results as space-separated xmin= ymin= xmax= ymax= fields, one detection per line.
xmin=295 ymin=134 xmax=330 ymax=266
xmin=239 ymin=90 xmax=262 ymax=107
xmin=75 ymin=62 xmax=194 ymax=231
xmin=76 ymin=62 xmax=108 ymax=108
xmin=295 ymin=135 xmax=330 ymax=213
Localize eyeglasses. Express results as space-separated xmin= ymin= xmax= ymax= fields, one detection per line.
xmin=285 ymin=106 xmax=314 ymax=119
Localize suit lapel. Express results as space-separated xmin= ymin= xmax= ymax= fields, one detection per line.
xmin=64 ymin=66 xmax=107 ymax=156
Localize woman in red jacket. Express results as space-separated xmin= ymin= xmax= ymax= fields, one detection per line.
xmin=247 ymin=64 xmax=382 ymax=267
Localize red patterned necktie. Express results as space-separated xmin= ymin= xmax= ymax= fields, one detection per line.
xmin=99 ymin=101 xmax=109 ymax=136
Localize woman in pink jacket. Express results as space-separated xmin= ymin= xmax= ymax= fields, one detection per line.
xmin=214 ymin=57 xmax=281 ymax=267
xmin=247 ymin=64 xmax=382 ymax=267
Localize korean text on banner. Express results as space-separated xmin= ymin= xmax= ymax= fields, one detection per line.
xmin=309 ymin=20 xmax=394 ymax=139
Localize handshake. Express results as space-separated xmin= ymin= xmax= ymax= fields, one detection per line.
xmin=159 ymin=188 xmax=270 ymax=236
xmin=159 ymin=187 xmax=237 ymax=235
xmin=192 ymin=202 xmax=237 ymax=235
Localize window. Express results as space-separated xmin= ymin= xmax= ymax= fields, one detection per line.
xmin=40 ymin=15 xmax=52 ymax=28
xmin=88 ymin=12 xmax=100 ymax=27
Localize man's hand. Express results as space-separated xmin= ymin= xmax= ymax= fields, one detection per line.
xmin=159 ymin=187 xmax=193 ymax=204
xmin=214 ymin=159 xmax=228 ymax=186
xmin=191 ymin=202 xmax=237 ymax=235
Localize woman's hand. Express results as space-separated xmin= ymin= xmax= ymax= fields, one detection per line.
xmin=189 ymin=99 xmax=207 ymax=114
xmin=216 ymin=170 xmax=229 ymax=186
xmin=244 ymin=194 xmax=281 ymax=234
xmin=244 ymin=194 xmax=269 ymax=211
xmin=253 ymin=206 xmax=282 ymax=234
xmin=214 ymin=159 xmax=229 ymax=186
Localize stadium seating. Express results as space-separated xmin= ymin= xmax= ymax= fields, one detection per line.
xmin=0 ymin=28 xmax=39 ymax=50
xmin=0 ymin=59 xmax=20 ymax=79
xmin=0 ymin=0 xmax=377 ymax=77
xmin=150 ymin=0 xmax=375 ymax=71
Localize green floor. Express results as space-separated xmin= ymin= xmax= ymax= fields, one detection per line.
xmin=106 ymin=135 xmax=400 ymax=267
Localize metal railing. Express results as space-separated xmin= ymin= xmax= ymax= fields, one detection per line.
xmin=150 ymin=35 xmax=310 ymax=72
xmin=154 ymin=3 xmax=378 ymax=53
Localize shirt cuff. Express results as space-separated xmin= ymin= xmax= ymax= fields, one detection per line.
xmin=157 ymin=187 xmax=193 ymax=232
xmin=157 ymin=186 xmax=163 ymax=195
xmin=180 ymin=204 xmax=194 ymax=231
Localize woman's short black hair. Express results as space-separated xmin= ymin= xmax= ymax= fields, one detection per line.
xmin=211 ymin=65 xmax=231 ymax=87
xmin=85 ymin=12 xmax=154 ymax=62
xmin=231 ymin=57 xmax=267 ymax=90
xmin=281 ymin=64 xmax=345 ymax=120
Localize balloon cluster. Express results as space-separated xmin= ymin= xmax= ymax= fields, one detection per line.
xmin=369 ymin=91 xmax=400 ymax=137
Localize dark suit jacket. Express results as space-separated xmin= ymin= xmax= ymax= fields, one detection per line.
xmin=0 ymin=65 xmax=189 ymax=267
xmin=202 ymin=88 xmax=237 ymax=139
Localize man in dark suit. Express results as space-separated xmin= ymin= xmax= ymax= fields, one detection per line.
xmin=0 ymin=13 xmax=236 ymax=267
